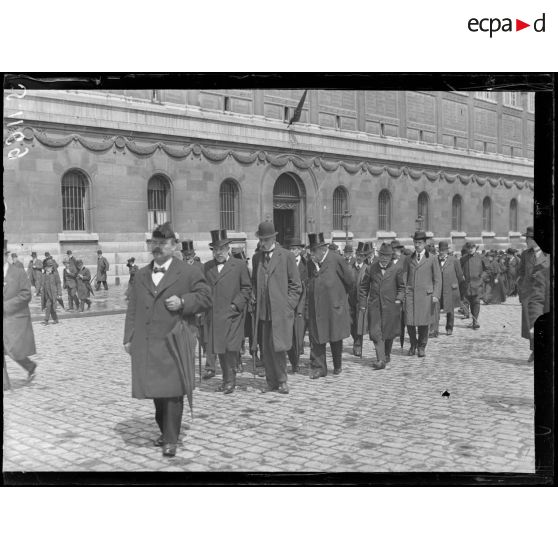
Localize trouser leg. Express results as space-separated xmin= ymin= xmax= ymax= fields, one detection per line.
xmin=373 ymin=339 xmax=386 ymax=362
xmin=45 ymin=300 xmax=54 ymax=322
xmin=154 ymin=397 xmax=184 ymax=444
xmin=15 ymin=357 xmax=35 ymax=373
xmin=51 ymin=303 xmax=58 ymax=322
xmin=311 ymin=342 xmax=327 ymax=375
xmin=261 ymin=320 xmax=287 ymax=387
xmin=431 ymin=300 xmax=440 ymax=334
xmin=446 ymin=312 xmax=454 ymax=331
xmin=205 ymin=352 xmax=216 ymax=372
xmin=417 ymin=325 xmax=429 ymax=348
xmin=287 ymin=345 xmax=299 ymax=369
xmin=218 ymin=352 xmax=237 ymax=386
xmin=468 ymin=295 xmax=480 ymax=324
xmin=103 ymin=281 xmax=108 ymax=290
xmin=67 ymin=290 xmax=74 ymax=310
xmin=330 ymin=340 xmax=343 ymax=370
xmin=95 ymin=282 xmax=101 ymax=291
xmin=407 ymin=326 xmax=417 ymax=348
xmin=385 ymin=339 xmax=393 ymax=360
xmin=154 ymin=399 xmax=164 ymax=434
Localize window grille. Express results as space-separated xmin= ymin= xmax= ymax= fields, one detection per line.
xmin=148 ymin=175 xmax=170 ymax=231
xmin=220 ymin=180 xmax=240 ymax=231
xmin=378 ymin=189 xmax=391 ymax=231
xmin=332 ymin=187 xmax=348 ymax=230
xmin=482 ymin=197 xmax=492 ymax=231
xmin=418 ymin=192 xmax=430 ymax=231
xmin=452 ymin=195 xmax=462 ymax=231
xmin=475 ymin=91 xmax=498 ymax=102
xmin=62 ymin=170 xmax=88 ymax=231
xmin=503 ymin=92 xmax=522 ymax=108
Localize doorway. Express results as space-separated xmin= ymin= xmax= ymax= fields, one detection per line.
xmin=273 ymin=209 xmax=295 ymax=246
xmin=273 ymin=173 xmax=305 ymax=246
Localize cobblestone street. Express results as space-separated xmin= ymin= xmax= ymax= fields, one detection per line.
xmin=3 ymin=298 xmax=534 ymax=473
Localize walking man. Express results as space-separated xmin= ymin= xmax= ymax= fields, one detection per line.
xmin=4 ymin=240 xmax=38 ymax=387
xmin=204 ymin=229 xmax=251 ymax=394
xmin=75 ymin=259 xmax=93 ymax=312
xmin=41 ymin=259 xmax=63 ymax=325
xmin=10 ymin=253 xmax=24 ymax=269
xmin=359 ymin=243 xmax=405 ymax=369
xmin=63 ymin=257 xmax=80 ymax=311
xmin=124 ymin=222 xmax=211 ymax=457
xmin=403 ymin=231 xmax=442 ymax=357
xmin=460 ymin=242 xmax=486 ymax=330
xmin=349 ymin=241 xmax=371 ymax=357
xmin=95 ymin=249 xmax=110 ymax=290
xmin=251 ymin=222 xmax=301 ymax=394
xmin=28 ymin=251 xmax=43 ymax=296
xmin=306 ymin=233 xmax=353 ymax=377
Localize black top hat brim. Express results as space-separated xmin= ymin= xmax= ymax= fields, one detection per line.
xmin=210 ymin=239 xmax=233 ymax=248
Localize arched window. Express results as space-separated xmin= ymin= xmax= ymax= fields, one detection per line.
xmin=148 ymin=174 xmax=171 ymax=231
xmin=62 ymin=169 xmax=89 ymax=231
xmin=378 ymin=189 xmax=392 ymax=231
xmin=417 ymin=191 xmax=430 ymax=231
xmin=220 ymin=179 xmax=240 ymax=231
xmin=332 ymin=186 xmax=348 ymax=230
xmin=509 ymin=198 xmax=518 ymax=231
xmin=451 ymin=194 xmax=462 ymax=231
xmin=482 ymin=196 xmax=492 ymax=231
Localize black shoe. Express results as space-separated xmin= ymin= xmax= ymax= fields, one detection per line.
xmin=528 ymin=352 xmax=534 ymax=363
xmin=333 ymin=368 xmax=342 ymax=376
xmin=429 ymin=331 xmax=438 ymax=338
xmin=260 ymin=384 xmax=278 ymax=393
xmin=257 ymin=369 xmax=266 ymax=377
xmin=289 ymin=365 xmax=300 ymax=375
xmin=372 ymin=360 xmax=386 ymax=370
xmin=310 ymin=370 xmax=327 ymax=379
xmin=41 ymin=321 xmax=49 ymax=326
xmin=153 ymin=436 xmax=164 ymax=447
xmin=417 ymin=347 xmax=426 ymax=358
xmin=255 ymin=358 xmax=264 ymax=368
xmin=446 ymin=329 xmax=453 ymax=336
xmin=277 ymin=382 xmax=290 ymax=394
xmin=162 ymin=443 xmax=177 ymax=457
xmin=27 ymin=362 xmax=37 ymax=382
xmin=472 ymin=323 xmax=480 ymax=330
xmin=202 ymin=369 xmax=216 ymax=380
xmin=407 ymin=346 xmax=416 ymax=356
xmin=385 ymin=355 xmax=391 ymax=363
xmin=353 ymin=345 xmax=362 ymax=357
xmin=223 ymin=383 xmax=235 ymax=395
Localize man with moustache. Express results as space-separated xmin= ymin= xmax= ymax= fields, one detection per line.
xmin=306 ymin=233 xmax=353 ymax=378
xmin=251 ymin=222 xmax=301 ymax=394
xmin=402 ymin=231 xmax=442 ymax=357
xmin=203 ymin=230 xmax=251 ymax=394
xmin=349 ymin=241 xmax=371 ymax=357
xmin=123 ymin=222 xmax=211 ymax=457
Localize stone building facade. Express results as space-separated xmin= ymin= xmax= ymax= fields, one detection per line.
xmin=4 ymin=89 xmax=534 ymax=283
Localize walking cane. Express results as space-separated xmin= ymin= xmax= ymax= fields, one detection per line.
xmin=198 ymin=337 xmax=202 ymax=386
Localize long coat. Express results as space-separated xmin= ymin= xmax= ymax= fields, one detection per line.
xmin=359 ymin=261 xmax=405 ymax=341
xmin=124 ymin=257 xmax=212 ymax=399
xmin=252 ymin=245 xmax=301 ymax=353
xmin=3 ymin=264 xmax=37 ymax=360
xmin=27 ymin=258 xmax=43 ymax=289
xmin=307 ymin=250 xmax=353 ymax=344
xmin=438 ymin=255 xmax=465 ymax=313
xmin=526 ymin=252 xmax=550 ymax=338
xmin=76 ymin=267 xmax=93 ymax=299
xmin=96 ymin=256 xmax=110 ymax=281
xmin=41 ymin=272 xmax=62 ymax=309
xmin=460 ymin=252 xmax=486 ymax=297
xmin=403 ymin=251 xmax=442 ymax=326
xmin=204 ymin=256 xmax=251 ymax=354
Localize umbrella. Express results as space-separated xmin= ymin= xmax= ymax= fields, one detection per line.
xmin=57 ymin=296 xmax=65 ymax=310
xmin=250 ymin=301 xmax=257 ymax=378
xmin=293 ymin=313 xmax=305 ymax=357
xmin=356 ymin=307 xmax=367 ymax=357
xmin=400 ymin=310 xmax=406 ymax=349
xmin=166 ymin=320 xmax=197 ymax=419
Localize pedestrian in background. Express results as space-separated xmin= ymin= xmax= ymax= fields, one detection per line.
xmin=10 ymin=253 xmax=24 ymax=269
xmin=41 ymin=259 xmax=62 ymax=325
xmin=526 ymin=246 xmax=550 ymax=364
xmin=349 ymin=241 xmax=371 ymax=357
xmin=4 ymin=239 xmax=38 ymax=386
xmin=28 ymin=251 xmax=43 ymax=296
xmin=435 ymin=241 xmax=465 ymax=336
xmin=63 ymin=256 xmax=80 ymax=311
xmin=460 ymin=242 xmax=486 ymax=330
xmin=125 ymin=257 xmax=139 ymax=300
xmin=343 ymin=243 xmax=355 ymax=265
xmin=95 ymin=250 xmax=110 ymax=290
xmin=76 ymin=259 xmax=93 ymax=312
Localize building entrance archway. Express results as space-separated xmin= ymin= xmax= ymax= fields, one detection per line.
xmin=272 ymin=172 xmax=306 ymax=246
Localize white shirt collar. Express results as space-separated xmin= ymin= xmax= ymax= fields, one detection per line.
xmin=153 ymin=257 xmax=172 ymax=272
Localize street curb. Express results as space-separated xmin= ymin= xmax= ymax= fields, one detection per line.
xmin=31 ymin=309 xmax=127 ymax=322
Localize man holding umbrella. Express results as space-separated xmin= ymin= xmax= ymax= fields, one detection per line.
xmin=203 ymin=229 xmax=251 ymax=394
xmin=123 ymin=222 xmax=211 ymax=457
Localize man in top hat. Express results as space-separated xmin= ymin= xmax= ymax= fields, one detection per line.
xmin=4 ymin=239 xmax=38 ymax=387
xmin=343 ymin=243 xmax=355 ymax=265
xmin=42 ymin=251 xmax=58 ymax=271
xmin=10 ymin=253 xmax=24 ymax=269
xmin=306 ymin=232 xmax=353 ymax=377
xmin=460 ymin=241 xmax=487 ymax=330
xmin=181 ymin=240 xmax=203 ymax=270
xmin=359 ymin=243 xmax=405 ymax=369
xmin=251 ymin=222 xmax=301 ymax=394
xmin=402 ymin=231 xmax=442 ymax=357
xmin=517 ymin=226 xmax=543 ymax=362
xmin=285 ymin=237 xmax=309 ymax=375
xmin=95 ymin=249 xmax=110 ymax=291
xmin=349 ymin=241 xmax=371 ymax=357
xmin=433 ymin=241 xmax=465 ymax=336
xmin=203 ymin=230 xmax=251 ymax=394
xmin=124 ymin=222 xmax=211 ymax=457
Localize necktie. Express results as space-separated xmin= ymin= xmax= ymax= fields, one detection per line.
xmin=153 ymin=266 xmax=166 ymax=274
xmin=264 ymin=251 xmax=273 ymax=263
xmin=417 ymin=254 xmax=421 ymax=263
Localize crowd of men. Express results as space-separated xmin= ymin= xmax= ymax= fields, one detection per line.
xmin=3 ymin=222 xmax=550 ymax=458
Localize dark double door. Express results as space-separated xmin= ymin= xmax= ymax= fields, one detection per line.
xmin=273 ymin=208 xmax=296 ymax=247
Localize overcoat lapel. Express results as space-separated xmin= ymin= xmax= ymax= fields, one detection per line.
xmin=215 ymin=257 xmax=235 ymax=283
xmin=154 ymin=258 xmax=181 ymax=297
xmin=266 ymin=248 xmax=281 ymax=277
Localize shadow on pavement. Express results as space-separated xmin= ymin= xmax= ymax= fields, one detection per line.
xmin=473 ymin=355 xmax=532 ymax=366
xmin=114 ymin=415 xmax=158 ymax=447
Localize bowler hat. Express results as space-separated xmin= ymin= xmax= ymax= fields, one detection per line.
xmin=464 ymin=242 xmax=476 ymax=249
xmin=413 ymin=231 xmax=427 ymax=241
xmin=97 ymin=250 xmax=103 ymax=255
xmin=152 ymin=222 xmax=176 ymax=240
xmin=127 ymin=257 xmax=135 ymax=264
xmin=66 ymin=250 xmax=72 ymax=255
xmin=506 ymin=248 xmax=515 ymax=255
xmin=31 ymin=251 xmax=37 ymax=257
xmin=362 ymin=242 xmax=373 ymax=255
xmin=391 ymin=239 xmax=404 ymax=249
xmin=285 ymin=237 xmax=304 ymax=248
xmin=4 ymin=239 xmax=9 ymax=254
xmin=343 ymin=243 xmax=354 ymax=253
xmin=438 ymin=241 xmax=449 ymax=252
xmin=181 ymin=239 xmax=195 ymax=253
xmin=521 ymin=226 xmax=534 ymax=238
xmin=378 ymin=243 xmax=393 ymax=256
xmin=209 ymin=230 xmax=231 ymax=248
xmin=255 ymin=221 xmax=278 ymax=240
xmin=307 ymin=232 xmax=328 ymax=250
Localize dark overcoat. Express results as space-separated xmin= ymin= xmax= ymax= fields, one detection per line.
xmin=359 ymin=261 xmax=405 ymax=342
xmin=307 ymin=250 xmax=353 ymax=344
xmin=96 ymin=256 xmax=109 ymax=281
xmin=204 ymin=256 xmax=251 ymax=354
xmin=403 ymin=251 xmax=442 ymax=326
xmin=526 ymin=252 xmax=550 ymax=338
xmin=438 ymin=255 xmax=465 ymax=313
xmin=460 ymin=252 xmax=486 ymax=297
xmin=41 ymin=272 xmax=62 ymax=308
xmin=76 ymin=267 xmax=93 ymax=299
xmin=124 ymin=257 xmax=212 ymax=399
xmin=3 ymin=264 xmax=37 ymax=360
xmin=252 ymin=245 xmax=301 ymax=353
xmin=28 ymin=258 xmax=43 ymax=288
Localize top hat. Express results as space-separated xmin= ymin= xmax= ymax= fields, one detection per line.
xmin=3 ymin=239 xmax=9 ymax=254
xmin=285 ymin=237 xmax=304 ymax=248
xmin=413 ymin=231 xmax=427 ymax=241
xmin=181 ymin=239 xmax=195 ymax=253
xmin=362 ymin=242 xmax=373 ymax=255
xmin=255 ymin=221 xmax=278 ymax=240
xmin=66 ymin=250 xmax=73 ymax=255
xmin=152 ymin=222 xmax=176 ymax=240
xmin=343 ymin=243 xmax=354 ymax=253
xmin=31 ymin=251 xmax=37 ymax=257
xmin=438 ymin=241 xmax=449 ymax=252
xmin=390 ymin=239 xmax=404 ymax=249
xmin=378 ymin=243 xmax=393 ymax=256
xmin=209 ymin=230 xmax=231 ymax=248
xmin=521 ymin=226 xmax=534 ymax=238
xmin=307 ymin=232 xmax=328 ymax=250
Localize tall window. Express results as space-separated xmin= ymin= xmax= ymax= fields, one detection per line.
xmin=417 ymin=191 xmax=430 ymax=231
xmin=332 ymin=186 xmax=348 ymax=230
xmin=148 ymin=174 xmax=170 ymax=231
xmin=452 ymin=194 xmax=463 ymax=231
xmin=220 ymin=179 xmax=240 ymax=231
xmin=62 ymin=170 xmax=88 ymax=231
xmin=378 ymin=189 xmax=392 ymax=231
xmin=475 ymin=91 xmax=497 ymax=103
xmin=503 ymin=92 xmax=522 ymax=108
xmin=509 ymin=198 xmax=518 ymax=231
xmin=482 ymin=196 xmax=492 ymax=231
xmin=527 ymin=92 xmax=535 ymax=113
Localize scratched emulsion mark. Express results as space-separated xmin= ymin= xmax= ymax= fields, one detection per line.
xmin=481 ymin=396 xmax=532 ymax=413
